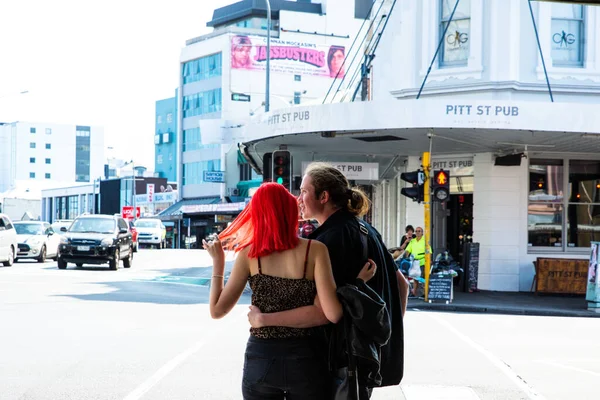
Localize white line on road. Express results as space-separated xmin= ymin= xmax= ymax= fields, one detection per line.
xmin=122 ymin=309 xmax=246 ymax=400
xmin=428 ymin=314 xmax=547 ymax=400
xmin=537 ymin=360 xmax=600 ymax=377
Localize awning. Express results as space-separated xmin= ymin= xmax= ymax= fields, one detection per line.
xmin=237 ymin=149 xmax=247 ymax=164
xmin=236 ymin=179 xmax=262 ymax=197
xmin=158 ymin=197 xmax=221 ymax=219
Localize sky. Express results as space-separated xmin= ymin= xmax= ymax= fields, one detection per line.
xmin=0 ymin=0 xmax=237 ymax=169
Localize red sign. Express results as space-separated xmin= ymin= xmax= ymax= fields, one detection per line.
xmin=122 ymin=206 xmax=141 ymax=219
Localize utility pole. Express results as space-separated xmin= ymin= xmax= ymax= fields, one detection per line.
xmin=265 ymin=0 xmax=271 ymax=112
xmin=422 ymin=151 xmax=432 ymax=302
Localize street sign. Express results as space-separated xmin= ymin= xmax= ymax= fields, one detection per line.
xmin=231 ymin=93 xmax=251 ymax=102
xmin=147 ymin=184 xmax=155 ymax=203
xmin=203 ymin=171 xmax=225 ymax=183
xmin=122 ymin=206 xmax=141 ymax=219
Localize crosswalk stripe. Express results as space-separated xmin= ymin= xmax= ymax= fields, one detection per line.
xmin=402 ymin=385 xmax=481 ymax=400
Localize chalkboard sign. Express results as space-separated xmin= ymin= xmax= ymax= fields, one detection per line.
xmin=428 ymin=275 xmax=453 ymax=302
xmin=462 ymin=242 xmax=480 ymax=292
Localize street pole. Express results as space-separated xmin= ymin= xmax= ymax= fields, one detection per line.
xmin=132 ymin=161 xmax=137 ymax=221
xmin=265 ymin=0 xmax=271 ymax=112
xmin=422 ymin=151 xmax=432 ymax=302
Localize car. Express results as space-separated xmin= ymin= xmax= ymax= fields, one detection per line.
xmin=13 ymin=221 xmax=61 ymax=262
xmin=57 ymin=214 xmax=134 ymax=270
xmin=51 ymin=220 xmax=74 ymax=235
xmin=128 ymin=219 xmax=139 ymax=252
xmin=135 ymin=218 xmax=167 ymax=249
xmin=0 ymin=214 xmax=18 ymax=267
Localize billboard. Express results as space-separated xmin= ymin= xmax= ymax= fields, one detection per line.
xmin=230 ymin=35 xmax=345 ymax=78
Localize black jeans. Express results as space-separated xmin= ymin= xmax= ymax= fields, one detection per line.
xmin=242 ymin=336 xmax=329 ymax=400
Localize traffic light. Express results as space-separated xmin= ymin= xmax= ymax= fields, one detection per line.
xmin=272 ymin=150 xmax=292 ymax=191
xmin=432 ymin=169 xmax=450 ymax=202
xmin=262 ymin=152 xmax=272 ymax=183
xmin=400 ymin=170 xmax=425 ymax=203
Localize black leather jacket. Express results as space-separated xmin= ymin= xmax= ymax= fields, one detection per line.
xmin=330 ymin=279 xmax=391 ymax=387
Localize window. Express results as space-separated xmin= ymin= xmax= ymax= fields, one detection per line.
xmin=182 ymin=160 xmax=222 ymax=185
xmin=30 ymin=142 xmax=36 ymax=149
xmin=45 ymin=173 xmax=51 ymax=179
xmin=45 ymin=128 xmax=52 ymax=135
xmin=157 ymin=115 xmax=162 ymax=124
xmin=166 ymin=113 xmax=173 ymax=123
xmin=30 ymin=157 xmax=35 ymax=163
xmin=240 ymin=163 xmax=252 ymax=181
xmin=440 ymin=0 xmax=471 ymax=67
xmin=182 ymin=53 xmax=222 ymax=84
xmin=162 ymin=132 xmax=170 ymax=143
xmin=182 ymin=88 xmax=222 ymax=118
xmin=45 ymin=143 xmax=51 ymax=149
xmin=157 ymin=154 xmax=163 ymax=165
xmin=528 ymin=158 xmax=600 ymax=251
xmin=182 ymin=128 xmax=219 ymax=151
xmin=30 ymin=127 xmax=36 ymax=134
xmin=29 ymin=172 xmax=35 ymax=178
xmin=154 ymin=134 xmax=161 ymax=145
xmin=294 ymin=92 xmax=301 ymax=105
xmin=45 ymin=158 xmax=51 ymax=164
xmin=551 ymin=4 xmax=585 ymax=67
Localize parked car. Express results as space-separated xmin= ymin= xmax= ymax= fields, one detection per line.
xmin=51 ymin=220 xmax=74 ymax=235
xmin=135 ymin=218 xmax=167 ymax=249
xmin=57 ymin=214 xmax=133 ymax=270
xmin=0 ymin=214 xmax=18 ymax=266
xmin=13 ymin=221 xmax=61 ymax=262
xmin=128 ymin=219 xmax=139 ymax=252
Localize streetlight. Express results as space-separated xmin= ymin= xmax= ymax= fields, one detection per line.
xmin=265 ymin=0 xmax=271 ymax=112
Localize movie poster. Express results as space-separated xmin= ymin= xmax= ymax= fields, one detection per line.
xmin=230 ymin=35 xmax=346 ymax=78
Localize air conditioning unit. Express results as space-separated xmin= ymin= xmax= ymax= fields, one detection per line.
xmin=227 ymin=188 xmax=239 ymax=196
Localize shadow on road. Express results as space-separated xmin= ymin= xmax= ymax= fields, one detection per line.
xmin=52 ymin=261 xmax=251 ymax=305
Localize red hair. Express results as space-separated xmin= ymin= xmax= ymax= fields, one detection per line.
xmin=218 ymin=182 xmax=300 ymax=258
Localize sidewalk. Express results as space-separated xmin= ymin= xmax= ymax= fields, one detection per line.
xmin=407 ymin=290 xmax=600 ymax=318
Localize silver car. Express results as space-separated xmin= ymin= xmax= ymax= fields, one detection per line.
xmin=14 ymin=221 xmax=61 ymax=263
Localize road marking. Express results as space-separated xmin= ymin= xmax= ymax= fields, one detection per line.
xmin=402 ymin=385 xmax=480 ymax=399
xmin=428 ymin=314 xmax=547 ymax=400
xmin=122 ymin=309 xmax=246 ymax=400
xmin=537 ymin=360 xmax=600 ymax=377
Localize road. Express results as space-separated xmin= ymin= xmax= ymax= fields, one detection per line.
xmin=0 ymin=249 xmax=598 ymax=400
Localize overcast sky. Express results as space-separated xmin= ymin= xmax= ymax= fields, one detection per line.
xmin=0 ymin=0 xmax=236 ymax=169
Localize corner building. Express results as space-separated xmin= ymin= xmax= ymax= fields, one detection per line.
xmin=236 ymin=0 xmax=600 ymax=292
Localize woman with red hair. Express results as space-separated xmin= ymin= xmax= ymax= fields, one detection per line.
xmin=203 ymin=182 xmax=373 ymax=399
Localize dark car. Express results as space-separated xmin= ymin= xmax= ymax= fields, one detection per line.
xmin=57 ymin=214 xmax=133 ymax=270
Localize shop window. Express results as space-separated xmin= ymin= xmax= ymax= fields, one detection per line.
xmin=528 ymin=158 xmax=600 ymax=251
xmin=439 ymin=0 xmax=471 ymax=67
xmin=567 ymin=160 xmax=600 ymax=248
xmin=551 ymin=4 xmax=585 ymax=67
xmin=528 ymin=159 xmax=564 ymax=249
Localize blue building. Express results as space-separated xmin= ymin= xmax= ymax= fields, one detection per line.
xmin=154 ymin=91 xmax=178 ymax=182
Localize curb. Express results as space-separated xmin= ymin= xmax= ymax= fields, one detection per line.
xmin=407 ymin=302 xmax=600 ymax=318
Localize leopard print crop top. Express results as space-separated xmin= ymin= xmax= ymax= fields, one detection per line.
xmin=248 ymin=240 xmax=317 ymax=339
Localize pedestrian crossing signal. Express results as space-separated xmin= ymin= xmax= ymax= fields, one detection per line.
xmin=432 ymin=170 xmax=450 ymax=202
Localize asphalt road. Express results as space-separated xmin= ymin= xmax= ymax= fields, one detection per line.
xmin=0 ymin=249 xmax=597 ymax=400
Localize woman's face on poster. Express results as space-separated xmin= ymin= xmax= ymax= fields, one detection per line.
xmin=233 ymin=45 xmax=251 ymax=66
xmin=329 ymin=50 xmax=345 ymax=76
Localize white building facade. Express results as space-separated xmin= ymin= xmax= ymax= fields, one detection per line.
xmin=0 ymin=122 xmax=105 ymax=193
xmin=225 ymin=0 xmax=600 ymax=292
